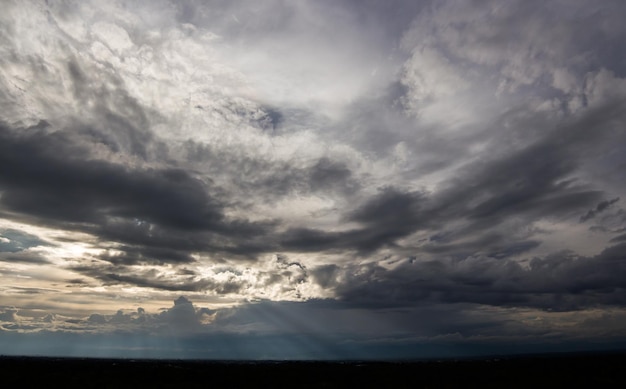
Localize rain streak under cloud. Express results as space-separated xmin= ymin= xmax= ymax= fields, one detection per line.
xmin=1 ymin=0 xmax=626 ymax=359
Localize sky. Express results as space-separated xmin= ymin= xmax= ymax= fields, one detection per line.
xmin=1 ymin=0 xmax=626 ymax=360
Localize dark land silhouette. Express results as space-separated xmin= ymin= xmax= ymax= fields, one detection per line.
xmin=1 ymin=351 xmax=625 ymax=388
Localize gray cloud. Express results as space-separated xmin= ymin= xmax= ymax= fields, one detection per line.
xmin=0 ymin=121 xmax=278 ymax=262
xmin=1 ymin=0 xmax=626 ymax=359
xmin=0 ymin=229 xmax=50 ymax=253
xmin=580 ymin=197 xmax=621 ymax=222
xmin=182 ymin=140 xmax=360 ymax=203
xmin=0 ymin=229 xmax=51 ymax=263
xmin=280 ymin=97 xmax=626 ymax=256
xmin=281 ymin=187 xmax=424 ymax=253
xmin=0 ymin=122 xmax=216 ymax=229
xmin=0 ymin=307 xmax=19 ymax=322
xmin=315 ymin=242 xmax=626 ymax=311
xmin=0 ymin=252 xmax=51 ymax=264
xmin=157 ymin=296 xmax=203 ymax=330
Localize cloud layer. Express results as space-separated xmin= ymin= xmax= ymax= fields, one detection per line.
xmin=1 ymin=0 xmax=626 ymax=358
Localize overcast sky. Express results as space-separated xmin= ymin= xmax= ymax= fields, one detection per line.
xmin=1 ymin=0 xmax=626 ymax=359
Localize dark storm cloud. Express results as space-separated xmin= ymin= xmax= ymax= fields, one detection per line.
xmin=0 ymin=122 xmax=216 ymax=229
xmin=0 ymin=121 xmax=280 ymax=263
xmin=426 ymin=100 xmax=622 ymax=250
xmin=580 ymin=197 xmax=620 ymax=222
xmin=344 ymin=187 xmax=426 ymax=251
xmin=94 ymin=216 xmax=275 ymax=259
xmin=281 ymin=187 xmax=424 ymax=253
xmin=420 ymin=236 xmax=541 ymax=260
xmin=588 ymin=209 xmax=626 ymax=235
xmin=348 ymin=187 xmax=422 ymax=225
xmin=278 ymin=92 xmax=626 ymax=255
xmin=319 ymin=241 xmax=626 ymax=311
xmin=462 ymin=145 xmax=592 ymax=222
xmin=435 ymin=102 xmax=625 ymax=219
